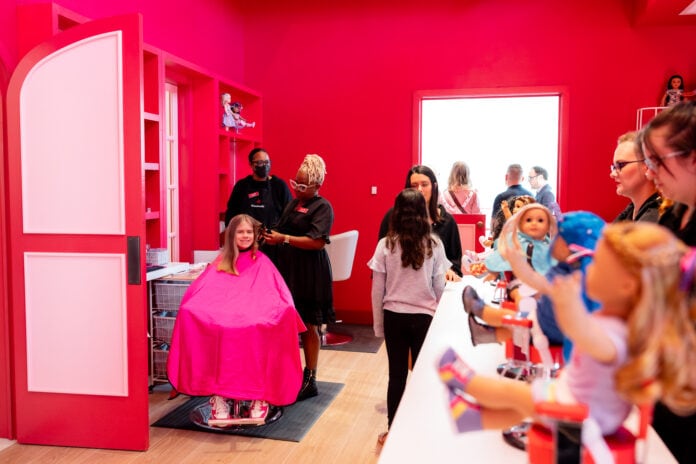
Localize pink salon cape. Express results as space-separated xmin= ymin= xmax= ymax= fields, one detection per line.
xmin=167 ymin=251 xmax=306 ymax=405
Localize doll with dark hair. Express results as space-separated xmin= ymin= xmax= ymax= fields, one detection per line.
xmin=660 ymin=74 xmax=695 ymax=107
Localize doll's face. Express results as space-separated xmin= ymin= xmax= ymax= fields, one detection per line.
xmin=235 ymin=219 xmax=255 ymax=250
xmin=519 ymin=208 xmax=549 ymax=240
xmin=670 ymin=77 xmax=683 ymax=89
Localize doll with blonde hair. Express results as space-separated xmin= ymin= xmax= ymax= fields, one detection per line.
xmin=439 ymin=222 xmax=696 ymax=462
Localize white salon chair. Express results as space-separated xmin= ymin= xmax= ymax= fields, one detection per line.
xmin=322 ymin=230 xmax=359 ymax=346
xmin=193 ymin=249 xmax=222 ymax=264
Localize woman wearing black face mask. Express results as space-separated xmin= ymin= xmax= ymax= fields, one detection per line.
xmin=224 ymin=148 xmax=292 ymax=265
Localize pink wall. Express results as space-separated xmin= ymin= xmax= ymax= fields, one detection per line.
xmin=1 ymin=0 xmax=696 ymax=324
xmin=239 ymin=0 xmax=696 ymax=322
xmin=2 ymin=0 xmax=246 ymax=81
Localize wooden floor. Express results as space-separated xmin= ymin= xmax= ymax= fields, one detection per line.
xmin=0 ymin=344 xmax=390 ymax=464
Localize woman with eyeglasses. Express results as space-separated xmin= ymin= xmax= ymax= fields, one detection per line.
xmin=263 ymin=154 xmax=334 ymax=402
xmin=637 ymin=100 xmax=696 ymax=464
xmin=224 ymin=148 xmax=292 ymax=264
xmin=609 ymin=131 xmax=660 ymax=223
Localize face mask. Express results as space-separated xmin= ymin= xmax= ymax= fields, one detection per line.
xmin=253 ymin=164 xmax=270 ymax=178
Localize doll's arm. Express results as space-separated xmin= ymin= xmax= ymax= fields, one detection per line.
xmin=501 ymin=200 xmax=512 ymax=220
xmin=547 ymin=272 xmax=617 ymax=363
xmin=660 ymin=92 xmax=668 ymax=107
xmin=498 ymin=232 xmax=551 ymax=293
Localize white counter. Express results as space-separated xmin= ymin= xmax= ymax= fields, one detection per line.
xmin=378 ymin=277 xmax=676 ymax=463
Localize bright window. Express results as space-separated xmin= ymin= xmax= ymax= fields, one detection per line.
xmin=420 ymin=95 xmax=560 ymax=224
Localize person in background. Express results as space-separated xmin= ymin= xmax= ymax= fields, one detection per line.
xmin=528 ymin=166 xmax=561 ymax=219
xmin=263 ymin=154 xmax=334 ymax=402
xmin=167 ymin=214 xmax=306 ymax=427
xmin=224 ymin=148 xmax=292 ymax=264
xmin=638 ymin=101 xmax=696 ymax=464
xmin=610 ymin=132 xmax=661 ymax=223
xmin=369 ymin=188 xmax=451 ymax=446
xmin=440 ymin=161 xmax=481 ymax=214
xmin=490 ymin=164 xmax=533 ymax=233
xmin=379 ymin=165 xmax=462 ymax=281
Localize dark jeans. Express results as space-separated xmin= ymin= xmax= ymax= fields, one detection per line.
xmin=383 ymin=310 xmax=433 ymax=427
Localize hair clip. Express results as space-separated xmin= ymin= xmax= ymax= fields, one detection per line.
xmin=679 ymin=248 xmax=696 ymax=293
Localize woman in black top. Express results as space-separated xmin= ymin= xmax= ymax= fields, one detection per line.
xmin=379 ymin=165 xmax=462 ymax=281
xmin=263 ymin=154 xmax=334 ymax=402
xmin=639 ymin=101 xmax=696 ymax=464
xmin=224 ymin=148 xmax=292 ymax=264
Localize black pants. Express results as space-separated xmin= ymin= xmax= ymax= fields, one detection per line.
xmin=383 ymin=310 xmax=433 ymax=427
xmin=652 ymin=401 xmax=696 ymax=464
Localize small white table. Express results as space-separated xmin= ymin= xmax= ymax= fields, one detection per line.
xmin=378 ymin=277 xmax=676 ymax=463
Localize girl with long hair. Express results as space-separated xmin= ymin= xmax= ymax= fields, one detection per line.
xmin=369 ymin=188 xmax=451 ymax=445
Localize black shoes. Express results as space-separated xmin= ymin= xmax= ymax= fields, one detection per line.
xmin=297 ymin=368 xmax=318 ymax=401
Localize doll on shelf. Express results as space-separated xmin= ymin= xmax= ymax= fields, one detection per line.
xmin=660 ymin=74 xmax=696 ymax=107
xmin=438 ymin=222 xmax=696 ymax=463
xmin=221 ymin=93 xmax=256 ymax=131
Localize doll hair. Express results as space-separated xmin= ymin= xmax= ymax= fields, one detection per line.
xmin=218 ymin=214 xmax=260 ymax=275
xmin=404 ymin=165 xmax=442 ymax=224
xmin=666 ymin=74 xmax=685 ymax=91
xmin=607 ymin=222 xmax=696 ymax=415
xmin=387 ymin=189 xmax=436 ymax=270
xmin=221 ymin=93 xmax=231 ymax=105
xmin=490 ymin=195 xmax=537 ymax=243
xmin=299 ymin=154 xmax=327 ymax=187
xmin=447 ymin=161 xmax=472 ymax=189
xmin=638 ymin=101 xmax=696 ymax=168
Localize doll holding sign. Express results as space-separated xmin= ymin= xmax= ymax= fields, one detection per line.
xmin=438 ymin=222 xmax=696 ymax=462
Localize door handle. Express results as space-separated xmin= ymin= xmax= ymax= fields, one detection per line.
xmin=127 ymin=236 xmax=141 ymax=285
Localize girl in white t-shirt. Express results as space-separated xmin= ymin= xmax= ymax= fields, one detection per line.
xmin=369 ymin=188 xmax=451 ymax=445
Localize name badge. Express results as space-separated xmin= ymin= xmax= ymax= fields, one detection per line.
xmin=248 ymin=192 xmax=260 ymax=199
xmin=296 ymin=206 xmax=309 ymax=214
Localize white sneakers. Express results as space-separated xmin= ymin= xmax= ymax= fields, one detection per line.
xmin=207 ymin=397 xmax=270 ymax=427
xmin=208 ymin=395 xmax=234 ymax=427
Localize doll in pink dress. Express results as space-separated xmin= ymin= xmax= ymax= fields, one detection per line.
xmin=167 ymin=214 xmax=306 ymax=427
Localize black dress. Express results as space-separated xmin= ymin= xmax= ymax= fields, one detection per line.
xmin=654 ymin=202 xmax=696 ymax=464
xmin=378 ymin=205 xmax=462 ymax=277
xmin=275 ymin=196 xmax=335 ymax=325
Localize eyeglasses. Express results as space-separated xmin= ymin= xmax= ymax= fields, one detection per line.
xmin=528 ymin=174 xmax=540 ymax=180
xmin=289 ymin=179 xmax=316 ymax=192
xmin=643 ymin=150 xmax=688 ymax=172
xmin=252 ymin=160 xmax=270 ymax=167
xmin=609 ymin=160 xmax=642 ymax=174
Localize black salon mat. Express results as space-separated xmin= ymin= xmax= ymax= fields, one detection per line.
xmin=152 ymin=381 xmax=344 ymax=442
